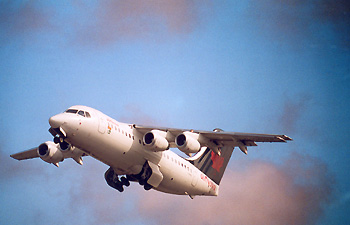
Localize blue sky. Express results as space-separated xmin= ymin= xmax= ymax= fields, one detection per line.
xmin=1 ymin=1 xmax=349 ymax=224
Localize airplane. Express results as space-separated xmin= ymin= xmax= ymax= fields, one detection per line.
xmin=10 ymin=105 xmax=292 ymax=198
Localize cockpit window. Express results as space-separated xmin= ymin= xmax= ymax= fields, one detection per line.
xmin=65 ymin=109 xmax=91 ymax=118
xmin=78 ymin=110 xmax=85 ymax=117
xmin=65 ymin=109 xmax=78 ymax=114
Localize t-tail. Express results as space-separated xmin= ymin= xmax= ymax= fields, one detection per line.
xmin=188 ymin=146 xmax=234 ymax=185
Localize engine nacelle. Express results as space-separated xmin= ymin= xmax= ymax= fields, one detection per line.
xmin=58 ymin=141 xmax=84 ymax=165
xmin=143 ymin=130 xmax=169 ymax=152
xmin=175 ymin=132 xmax=201 ymax=154
xmin=58 ymin=141 xmax=71 ymax=152
xmin=37 ymin=141 xmax=64 ymax=165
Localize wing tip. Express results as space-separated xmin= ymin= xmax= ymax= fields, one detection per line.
xmin=10 ymin=148 xmax=39 ymax=161
xmin=10 ymin=154 xmax=21 ymax=160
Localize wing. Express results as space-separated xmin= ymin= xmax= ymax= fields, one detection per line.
xmin=134 ymin=125 xmax=292 ymax=154
xmin=10 ymin=147 xmax=39 ymax=160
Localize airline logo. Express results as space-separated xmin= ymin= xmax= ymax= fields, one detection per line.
xmin=200 ymin=173 xmax=217 ymax=191
xmin=210 ymin=151 xmax=224 ymax=173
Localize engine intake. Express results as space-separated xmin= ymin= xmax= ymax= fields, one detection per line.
xmin=38 ymin=143 xmax=49 ymax=156
xmin=175 ymin=132 xmax=201 ymax=154
xmin=57 ymin=141 xmax=84 ymax=165
xmin=37 ymin=141 xmax=64 ymax=165
xmin=143 ymin=130 xmax=169 ymax=152
xmin=59 ymin=141 xmax=71 ymax=151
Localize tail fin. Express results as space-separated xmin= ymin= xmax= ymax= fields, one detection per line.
xmin=189 ymin=146 xmax=234 ymax=185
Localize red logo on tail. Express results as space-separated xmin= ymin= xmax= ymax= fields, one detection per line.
xmin=210 ymin=151 xmax=224 ymax=173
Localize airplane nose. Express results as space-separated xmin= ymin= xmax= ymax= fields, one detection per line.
xmin=49 ymin=114 xmax=65 ymax=128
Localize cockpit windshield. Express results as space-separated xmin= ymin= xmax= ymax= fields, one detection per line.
xmin=65 ymin=109 xmax=91 ymax=118
xmin=65 ymin=109 xmax=78 ymax=114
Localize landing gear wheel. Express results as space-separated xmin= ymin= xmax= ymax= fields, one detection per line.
xmin=139 ymin=179 xmax=145 ymax=186
xmin=120 ymin=177 xmax=130 ymax=187
xmin=115 ymin=184 xmax=124 ymax=192
xmin=54 ymin=136 xmax=60 ymax=144
xmin=144 ymin=183 xmax=153 ymax=191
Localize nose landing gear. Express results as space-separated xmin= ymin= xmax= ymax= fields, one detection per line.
xmin=52 ymin=135 xmax=71 ymax=151
xmin=53 ymin=136 xmax=65 ymax=144
xmin=50 ymin=127 xmax=69 ymax=150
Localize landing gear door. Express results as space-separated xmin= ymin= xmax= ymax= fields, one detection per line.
xmin=147 ymin=161 xmax=163 ymax=188
xmin=98 ymin=117 xmax=106 ymax=134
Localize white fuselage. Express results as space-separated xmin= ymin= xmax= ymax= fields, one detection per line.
xmin=52 ymin=106 xmax=218 ymax=196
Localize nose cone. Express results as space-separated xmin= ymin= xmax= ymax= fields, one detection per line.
xmin=49 ymin=114 xmax=65 ymax=128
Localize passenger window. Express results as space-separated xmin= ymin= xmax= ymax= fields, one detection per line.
xmin=78 ymin=111 xmax=85 ymax=117
xmin=85 ymin=112 xmax=91 ymax=118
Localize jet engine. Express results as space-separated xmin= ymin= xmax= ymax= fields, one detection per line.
xmin=143 ymin=130 xmax=169 ymax=152
xmin=37 ymin=141 xmax=64 ymax=165
xmin=58 ymin=141 xmax=71 ymax=152
xmin=175 ymin=132 xmax=201 ymax=154
xmin=58 ymin=141 xmax=84 ymax=165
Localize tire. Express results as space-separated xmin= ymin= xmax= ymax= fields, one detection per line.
xmin=116 ymin=184 xmax=124 ymax=192
xmin=121 ymin=177 xmax=130 ymax=187
xmin=144 ymin=183 xmax=153 ymax=191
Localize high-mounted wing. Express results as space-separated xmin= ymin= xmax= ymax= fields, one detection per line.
xmin=10 ymin=147 xmax=39 ymax=160
xmin=134 ymin=125 xmax=292 ymax=154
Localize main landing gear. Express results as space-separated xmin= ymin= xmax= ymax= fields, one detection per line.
xmin=104 ymin=162 xmax=153 ymax=192
xmin=104 ymin=168 xmax=130 ymax=192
